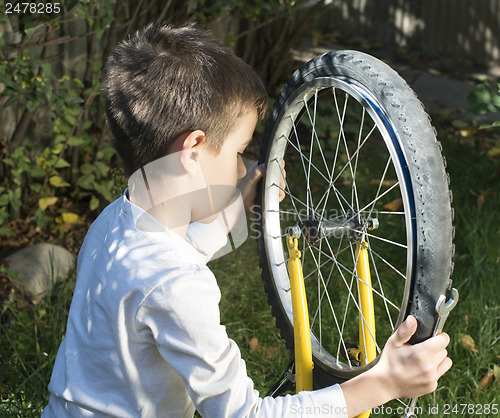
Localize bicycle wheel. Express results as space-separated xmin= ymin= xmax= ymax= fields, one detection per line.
xmin=256 ymin=50 xmax=454 ymax=386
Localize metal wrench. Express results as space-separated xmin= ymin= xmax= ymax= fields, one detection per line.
xmin=402 ymin=288 xmax=459 ymax=418
xmin=432 ymin=288 xmax=459 ymax=334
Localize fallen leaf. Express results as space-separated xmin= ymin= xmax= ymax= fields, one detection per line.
xmin=477 ymin=193 xmax=485 ymax=208
xmin=383 ymin=197 xmax=403 ymax=212
xmin=494 ymin=364 xmax=500 ymax=387
xmin=249 ymin=337 xmax=259 ymax=351
xmin=459 ymin=333 xmax=478 ymax=354
xmin=263 ymin=345 xmax=279 ymax=359
xmin=477 ymin=369 xmax=494 ymax=391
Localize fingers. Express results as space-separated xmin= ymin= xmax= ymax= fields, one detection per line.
xmin=237 ymin=162 xmax=265 ymax=213
xmin=245 ymin=162 xmax=265 ymax=183
xmin=419 ymin=332 xmax=450 ymax=353
xmin=387 ymin=315 xmax=418 ymax=348
xmin=411 ymin=332 xmax=452 ymax=393
xmin=239 ymin=163 xmax=264 ymax=190
xmin=421 ymin=332 xmax=452 ymax=376
xmin=377 ymin=321 xmax=453 ymax=400
xmin=243 ymin=160 xmax=285 ymax=202
xmin=436 ymin=355 xmax=453 ymax=378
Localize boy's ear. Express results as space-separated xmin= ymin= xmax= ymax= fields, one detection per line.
xmin=178 ymin=130 xmax=205 ymax=176
xmin=171 ymin=130 xmax=205 ymax=152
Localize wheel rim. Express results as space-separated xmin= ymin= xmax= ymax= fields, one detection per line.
xmin=262 ymin=76 xmax=417 ymax=378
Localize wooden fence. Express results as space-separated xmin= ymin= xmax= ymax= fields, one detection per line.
xmin=321 ymin=0 xmax=500 ymax=73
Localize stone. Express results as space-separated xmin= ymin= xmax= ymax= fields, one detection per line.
xmin=3 ymin=243 xmax=75 ymax=299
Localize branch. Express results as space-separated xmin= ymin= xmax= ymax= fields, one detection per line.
xmin=33 ymin=76 xmax=101 ymax=208
xmin=156 ymin=0 xmax=175 ymax=24
xmin=123 ymin=0 xmax=147 ymax=39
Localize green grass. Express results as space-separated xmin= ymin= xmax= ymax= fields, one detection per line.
xmin=1 ymin=122 xmax=499 ymax=417
xmin=0 ymin=270 xmax=76 ymax=416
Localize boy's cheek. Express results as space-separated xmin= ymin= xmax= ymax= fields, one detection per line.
xmin=191 ymin=185 xmax=238 ymax=221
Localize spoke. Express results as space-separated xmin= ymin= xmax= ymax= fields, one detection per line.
xmin=268 ymin=209 xmax=302 ymax=217
xmin=325 ymin=238 xmax=382 ymax=353
xmin=317 ymin=238 xmax=323 ymax=348
xmin=395 ymin=398 xmax=408 ymax=407
xmin=304 ymin=91 xmax=333 ymax=180
xmin=278 ymin=259 xmax=288 ymax=267
xmin=330 ymin=238 xmax=357 ymax=360
xmin=304 ymin=244 xmax=354 ymax=366
xmin=330 ymin=88 xmax=350 ymax=214
xmin=357 ymin=181 xmax=400 ymax=216
xmin=319 ymin=123 xmax=378 ymax=212
xmin=305 ymin=92 xmax=319 ymax=217
xmin=327 ymin=88 xmax=353 ymax=214
xmin=303 ymin=237 xmax=351 ymax=283
xmin=366 ymin=235 xmax=397 ymax=332
xmin=285 ymin=135 xmax=341 ymax=197
xmin=303 ymin=256 xmax=331 ymax=282
xmin=338 ymin=257 xmax=357 ymax=362
xmin=336 ymin=233 xmax=345 ymax=258
xmin=361 ymin=230 xmax=407 ymax=249
xmin=305 ymin=239 xmax=353 ymax=273
xmin=275 ymin=184 xmax=306 ymax=217
xmin=289 ymin=121 xmax=354 ymax=218
xmin=309 ymin=252 xmax=337 ymax=330
xmin=367 ymin=246 xmax=407 ymax=280
xmin=338 ymin=105 xmax=359 ymax=213
xmin=334 ymin=255 xmax=400 ymax=313
xmin=291 ymin=121 xmax=315 ymax=214
xmin=366 ymin=155 xmax=392 ymax=220
xmin=374 ymin=211 xmax=405 ymax=216
xmin=315 ymin=96 xmax=378 ymax=222
xmin=350 ymin=107 xmax=365 ymax=211
xmin=334 ymin=88 xmax=358 ymax=212
xmin=273 ymin=159 xmax=307 ymax=222
xmin=332 ymin=88 xmax=349 ymax=176
xmin=308 ymin=239 xmax=401 ymax=314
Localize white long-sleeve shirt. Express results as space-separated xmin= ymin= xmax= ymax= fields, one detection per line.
xmin=42 ymin=193 xmax=347 ymax=417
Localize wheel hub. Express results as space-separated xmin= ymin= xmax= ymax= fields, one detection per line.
xmin=300 ymin=212 xmax=378 ymax=245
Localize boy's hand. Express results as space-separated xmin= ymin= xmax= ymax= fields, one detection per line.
xmin=238 ymin=161 xmax=286 ymax=213
xmin=340 ymin=315 xmax=452 ymax=417
xmin=374 ymin=315 xmax=452 ymax=400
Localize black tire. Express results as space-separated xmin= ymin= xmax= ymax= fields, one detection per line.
xmin=256 ymin=50 xmax=454 ymax=387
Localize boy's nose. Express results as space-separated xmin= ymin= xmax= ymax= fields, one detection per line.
xmin=237 ymin=157 xmax=247 ymax=179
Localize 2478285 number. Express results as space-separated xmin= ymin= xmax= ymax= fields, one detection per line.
xmin=5 ymin=3 xmax=61 ymax=14
xmin=443 ymin=403 xmax=498 ymax=415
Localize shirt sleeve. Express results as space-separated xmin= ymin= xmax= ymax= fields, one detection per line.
xmin=135 ymin=268 xmax=348 ymax=418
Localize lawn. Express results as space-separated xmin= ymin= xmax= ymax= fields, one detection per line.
xmin=0 ymin=113 xmax=499 ymax=417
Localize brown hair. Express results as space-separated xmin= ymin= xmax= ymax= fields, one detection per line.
xmin=102 ymin=23 xmax=269 ymax=177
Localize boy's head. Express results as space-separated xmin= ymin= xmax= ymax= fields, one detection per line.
xmin=102 ymin=23 xmax=269 ymax=177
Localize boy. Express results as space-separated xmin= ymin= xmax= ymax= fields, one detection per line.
xmin=43 ymin=24 xmax=451 ymax=417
